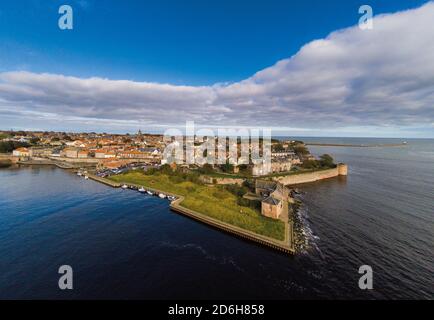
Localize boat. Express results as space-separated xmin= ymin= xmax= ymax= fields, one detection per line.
xmin=77 ymin=172 xmax=82 ymax=176
xmin=158 ymin=193 xmax=166 ymax=199
xmin=121 ymin=184 xmax=128 ymax=189
xmin=84 ymin=175 xmax=89 ymax=180
xmin=138 ymin=187 xmax=146 ymax=193
xmin=147 ymin=190 xmax=154 ymax=195
xmin=167 ymin=196 xmax=176 ymax=201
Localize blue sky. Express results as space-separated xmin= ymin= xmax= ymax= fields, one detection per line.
xmin=0 ymin=0 xmax=427 ymax=84
xmin=0 ymin=0 xmax=433 ymax=137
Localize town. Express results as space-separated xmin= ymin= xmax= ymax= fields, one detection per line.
xmin=0 ymin=129 xmax=334 ymax=175
xmin=0 ymin=129 xmax=347 ymax=253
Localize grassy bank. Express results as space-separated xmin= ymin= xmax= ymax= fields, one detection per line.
xmin=108 ymin=171 xmax=285 ymax=240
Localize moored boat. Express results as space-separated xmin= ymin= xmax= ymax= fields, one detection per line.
xmin=84 ymin=175 xmax=89 ymax=180
xmin=138 ymin=187 xmax=146 ymax=193
xmin=121 ymin=184 xmax=128 ymax=189
xmin=159 ymin=193 xmax=166 ymax=199
xmin=146 ymin=190 xmax=154 ymax=195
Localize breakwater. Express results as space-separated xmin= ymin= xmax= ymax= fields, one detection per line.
xmin=306 ymin=142 xmax=407 ymax=147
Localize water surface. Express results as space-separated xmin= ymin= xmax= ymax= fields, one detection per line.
xmin=0 ymin=138 xmax=433 ymax=299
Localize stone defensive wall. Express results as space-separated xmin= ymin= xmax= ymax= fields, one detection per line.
xmin=0 ymin=153 xmax=19 ymax=163
xmin=200 ymin=175 xmax=245 ymax=185
xmin=272 ymin=163 xmax=348 ymax=186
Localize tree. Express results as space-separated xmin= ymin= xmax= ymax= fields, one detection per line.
xmin=198 ymin=163 xmax=214 ymax=174
xmin=273 ymin=143 xmax=285 ymax=152
xmin=30 ymin=137 xmax=40 ymax=145
xmin=220 ymin=162 xmax=234 ymax=173
xmin=302 ymin=159 xmax=319 ymax=169
xmin=0 ymin=141 xmax=30 ymax=153
xmin=293 ymin=145 xmax=309 ymax=156
xmin=319 ymin=154 xmax=335 ymax=168
xmin=242 ymin=179 xmax=255 ymax=192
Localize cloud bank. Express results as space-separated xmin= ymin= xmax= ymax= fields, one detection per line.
xmin=1 ymin=2 xmax=434 ymax=135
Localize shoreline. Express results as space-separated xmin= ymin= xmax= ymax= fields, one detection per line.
xmin=2 ymin=160 xmax=349 ymax=255
xmin=4 ymin=160 xmax=350 ymax=255
xmin=89 ymin=173 xmax=295 ymax=255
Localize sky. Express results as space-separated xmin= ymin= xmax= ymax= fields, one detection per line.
xmin=0 ymin=0 xmax=433 ymax=137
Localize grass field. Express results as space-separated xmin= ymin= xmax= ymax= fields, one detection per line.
xmin=108 ymin=171 xmax=285 ymax=240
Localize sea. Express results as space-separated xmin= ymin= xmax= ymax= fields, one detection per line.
xmin=0 ymin=138 xmax=433 ymax=299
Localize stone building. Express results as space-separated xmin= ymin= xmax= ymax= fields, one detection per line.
xmin=62 ymin=148 xmax=79 ymax=158
xmin=28 ymin=147 xmax=53 ymax=158
xmin=12 ymin=147 xmax=30 ymax=158
xmin=255 ymin=180 xmax=289 ymax=220
xmin=271 ymin=157 xmax=292 ymax=173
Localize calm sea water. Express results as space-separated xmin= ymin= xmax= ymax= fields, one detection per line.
xmin=0 ymin=138 xmax=433 ymax=299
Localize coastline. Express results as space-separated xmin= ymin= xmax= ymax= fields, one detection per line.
xmin=89 ymin=173 xmax=296 ymax=255
xmin=2 ymin=159 xmax=349 ymax=256
xmin=1 ymin=158 xmax=349 ymax=255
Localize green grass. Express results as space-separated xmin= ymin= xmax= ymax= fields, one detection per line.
xmin=108 ymin=171 xmax=285 ymax=240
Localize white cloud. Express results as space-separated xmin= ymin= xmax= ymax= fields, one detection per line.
xmin=1 ymin=2 xmax=434 ymax=136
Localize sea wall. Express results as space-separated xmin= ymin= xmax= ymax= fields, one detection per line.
xmin=200 ymin=175 xmax=245 ymax=185
xmin=49 ymin=156 xmax=100 ymax=163
xmin=272 ymin=164 xmax=348 ymax=186
xmin=0 ymin=153 xmax=19 ymax=163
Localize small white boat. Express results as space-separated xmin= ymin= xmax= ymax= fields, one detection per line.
xmin=121 ymin=184 xmax=128 ymax=189
xmin=159 ymin=193 xmax=166 ymax=199
xmin=138 ymin=187 xmax=146 ymax=193
xmin=77 ymin=172 xmax=82 ymax=176
xmin=147 ymin=191 xmax=154 ymax=195
xmin=84 ymin=175 xmax=89 ymax=180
